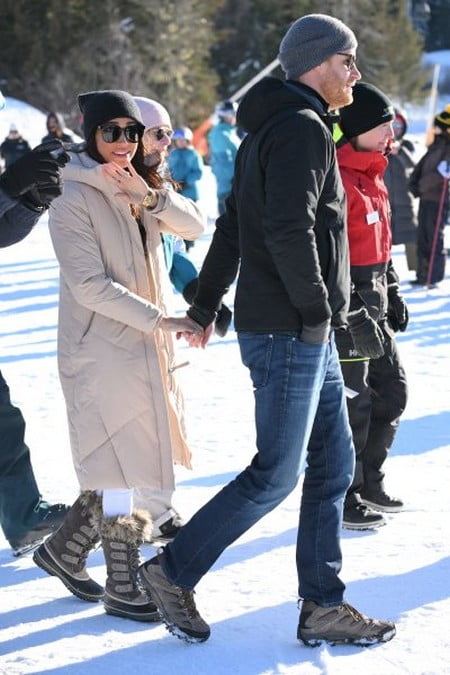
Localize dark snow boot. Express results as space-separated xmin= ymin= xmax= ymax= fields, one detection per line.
xmin=100 ymin=509 xmax=160 ymax=622
xmin=33 ymin=491 xmax=104 ymax=602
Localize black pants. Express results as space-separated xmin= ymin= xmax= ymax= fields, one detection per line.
xmin=0 ymin=369 xmax=44 ymax=541
xmin=416 ymin=199 xmax=447 ymax=284
xmin=335 ymin=324 xmax=408 ymax=506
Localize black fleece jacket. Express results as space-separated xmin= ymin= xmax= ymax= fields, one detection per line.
xmin=192 ymin=77 xmax=350 ymax=332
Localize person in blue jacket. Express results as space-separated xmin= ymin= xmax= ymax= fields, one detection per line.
xmin=168 ymin=127 xmax=204 ymax=251
xmin=167 ymin=127 xmax=203 ymax=203
xmin=0 ymin=90 xmax=70 ymax=555
xmin=208 ymin=100 xmax=241 ymax=215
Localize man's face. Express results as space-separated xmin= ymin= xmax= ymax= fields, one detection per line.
xmin=143 ymin=126 xmax=173 ymax=166
xmin=317 ymin=53 xmax=361 ymax=110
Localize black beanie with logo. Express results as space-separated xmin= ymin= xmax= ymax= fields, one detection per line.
xmin=339 ymin=82 xmax=395 ymax=140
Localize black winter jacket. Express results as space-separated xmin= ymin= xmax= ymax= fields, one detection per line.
xmin=384 ymin=142 xmax=418 ymax=245
xmin=0 ymin=187 xmax=41 ymax=247
xmin=194 ymin=77 xmax=350 ymax=332
xmin=0 ymin=136 xmax=31 ymax=168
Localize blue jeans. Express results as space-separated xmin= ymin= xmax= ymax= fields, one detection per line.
xmin=162 ymin=332 xmax=354 ymax=605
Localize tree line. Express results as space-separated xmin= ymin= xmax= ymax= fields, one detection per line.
xmin=0 ymin=0 xmax=437 ymax=132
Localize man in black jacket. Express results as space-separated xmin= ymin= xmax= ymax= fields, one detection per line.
xmin=0 ymin=93 xmax=70 ymax=554
xmin=139 ymin=14 xmax=396 ymax=647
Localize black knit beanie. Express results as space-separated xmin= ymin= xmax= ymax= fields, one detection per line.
xmin=78 ymin=89 xmax=145 ymax=140
xmin=339 ymin=82 xmax=395 ymax=140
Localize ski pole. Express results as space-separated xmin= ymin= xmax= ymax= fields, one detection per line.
xmin=426 ymin=163 xmax=450 ymax=288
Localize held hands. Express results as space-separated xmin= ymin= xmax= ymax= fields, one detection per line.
xmin=347 ymin=307 xmax=385 ymax=359
xmin=102 ymin=158 xmax=153 ymax=204
xmin=160 ymin=315 xmax=206 ymax=346
xmin=183 ymin=322 xmax=214 ymax=349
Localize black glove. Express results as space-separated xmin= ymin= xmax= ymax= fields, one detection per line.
xmin=387 ymin=289 xmax=409 ymax=332
xmin=215 ymin=304 xmax=232 ymax=337
xmin=0 ymin=140 xmax=70 ymax=205
xmin=347 ymin=307 xmax=385 ymax=359
xmin=183 ymin=278 xmax=232 ymax=337
xmin=300 ymin=319 xmax=331 ymax=345
xmin=187 ymin=303 xmax=217 ymax=329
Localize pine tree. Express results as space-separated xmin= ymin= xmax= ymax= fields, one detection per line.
xmin=211 ymin=0 xmax=428 ymax=105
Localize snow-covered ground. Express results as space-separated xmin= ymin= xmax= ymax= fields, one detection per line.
xmin=1 ymin=95 xmax=450 ymax=674
xmin=1 ymin=201 xmax=450 ymax=675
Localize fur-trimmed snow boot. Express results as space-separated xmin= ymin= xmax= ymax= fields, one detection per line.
xmin=100 ymin=509 xmax=160 ymax=622
xmin=33 ymin=491 xmax=104 ymax=602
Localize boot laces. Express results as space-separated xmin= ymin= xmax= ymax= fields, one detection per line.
xmin=342 ymin=603 xmax=367 ymax=624
xmin=180 ymin=589 xmax=200 ymax=618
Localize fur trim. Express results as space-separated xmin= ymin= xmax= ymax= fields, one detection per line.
xmin=99 ymin=509 xmax=152 ymax=544
xmin=79 ymin=490 xmax=103 ymax=529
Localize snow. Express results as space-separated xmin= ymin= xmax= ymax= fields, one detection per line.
xmin=1 ymin=97 xmax=450 ymax=675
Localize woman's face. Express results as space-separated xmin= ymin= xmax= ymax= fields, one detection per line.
xmin=95 ymin=117 xmax=141 ymax=166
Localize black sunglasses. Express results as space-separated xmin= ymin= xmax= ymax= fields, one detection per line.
xmin=99 ymin=124 xmax=142 ymax=143
xmin=150 ymin=127 xmax=174 ymax=141
xmin=337 ymin=52 xmax=357 ymax=70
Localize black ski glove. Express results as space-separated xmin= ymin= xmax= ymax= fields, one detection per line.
xmin=0 ymin=140 xmax=70 ymax=207
xmin=183 ymin=278 xmax=232 ymax=337
xmin=387 ymin=288 xmax=409 ymax=332
xmin=347 ymin=307 xmax=385 ymax=359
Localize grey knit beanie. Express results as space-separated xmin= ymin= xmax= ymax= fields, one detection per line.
xmin=278 ymin=13 xmax=357 ymax=80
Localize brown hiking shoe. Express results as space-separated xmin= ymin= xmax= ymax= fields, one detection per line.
xmin=138 ymin=554 xmax=210 ymax=642
xmin=298 ymin=600 xmax=396 ymax=647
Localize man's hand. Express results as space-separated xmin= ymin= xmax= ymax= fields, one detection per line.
xmin=301 ymin=319 xmax=331 ymax=344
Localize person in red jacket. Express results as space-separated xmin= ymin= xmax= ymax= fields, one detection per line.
xmin=335 ymin=82 xmax=408 ymax=530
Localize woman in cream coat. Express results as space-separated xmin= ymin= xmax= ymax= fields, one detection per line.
xmin=33 ymin=90 xmax=205 ymax=623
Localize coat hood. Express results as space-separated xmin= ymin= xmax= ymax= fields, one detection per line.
xmin=236 ymin=77 xmax=331 ymax=135
xmin=62 ymin=150 xmax=113 ymax=196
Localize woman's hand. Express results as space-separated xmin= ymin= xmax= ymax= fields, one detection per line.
xmin=102 ymin=158 xmax=149 ymax=204
xmin=160 ymin=315 xmax=204 ymax=346
xmin=183 ymin=321 xmax=214 ymax=349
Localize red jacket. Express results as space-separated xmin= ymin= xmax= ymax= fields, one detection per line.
xmin=337 ymin=141 xmax=391 ymax=265
xmin=337 ymin=141 xmax=396 ymax=321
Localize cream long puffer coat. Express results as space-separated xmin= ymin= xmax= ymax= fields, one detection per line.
xmin=48 ymin=151 xmax=205 ymax=490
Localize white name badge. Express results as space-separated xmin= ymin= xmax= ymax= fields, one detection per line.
xmin=366 ymin=210 xmax=380 ymax=225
